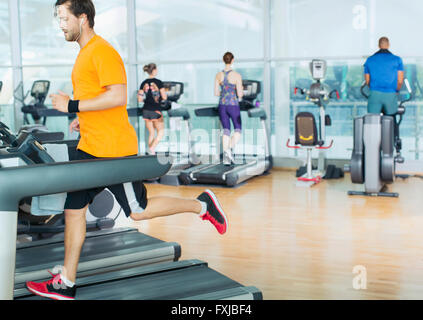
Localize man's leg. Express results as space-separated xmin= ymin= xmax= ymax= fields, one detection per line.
xmin=382 ymin=92 xmax=399 ymax=116
xmin=63 ymin=206 xmax=89 ymax=283
xmin=367 ymin=90 xmax=383 ymax=114
xmin=130 ymin=197 xmax=202 ymax=221
xmin=109 ymin=182 xmax=228 ymax=235
xmin=129 ymin=191 xmax=228 ymax=235
xmin=25 ymin=204 xmax=89 ymax=300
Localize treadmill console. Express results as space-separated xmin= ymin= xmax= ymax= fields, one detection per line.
xmin=163 ymin=81 xmax=184 ymax=102
xmin=31 ymin=80 xmax=50 ymax=102
xmin=242 ymin=80 xmax=261 ymax=101
xmin=240 ymin=80 xmax=261 ymax=110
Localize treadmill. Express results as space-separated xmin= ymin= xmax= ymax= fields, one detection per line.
xmin=18 ymin=260 xmax=262 ymax=300
xmin=159 ymin=82 xmax=201 ymax=185
xmin=0 ymin=144 xmax=262 ymax=300
xmin=0 ymin=134 xmax=181 ymax=298
xmin=14 ymin=228 xmax=181 ymax=298
xmin=179 ymin=80 xmax=272 ymax=187
xmin=128 ymin=81 xmax=198 ymax=185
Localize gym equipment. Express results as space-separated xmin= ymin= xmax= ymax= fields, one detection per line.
xmin=17 ymin=80 xmax=50 ymax=125
xmin=9 ymin=80 xmax=67 ymax=141
xmin=128 ymin=81 xmax=200 ymax=185
xmin=0 ymin=152 xmax=172 ymax=299
xmin=0 ymin=148 xmax=262 ymax=300
xmin=158 ymin=82 xmax=202 ymax=185
xmin=287 ymin=59 xmax=340 ymax=187
xmin=179 ymin=80 xmax=272 ymax=187
xmin=128 ymin=81 xmax=187 ymax=152
xmin=13 ymin=228 xmax=181 ymax=298
xmin=0 ymin=124 xmax=116 ymax=240
xmin=348 ymin=79 xmax=413 ymax=197
xmin=15 ymin=80 xmax=75 ymax=129
xmin=18 ymin=260 xmax=261 ymax=300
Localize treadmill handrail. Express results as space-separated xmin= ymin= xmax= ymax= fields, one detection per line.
xmin=167 ymin=108 xmax=190 ymax=120
xmin=0 ymin=155 xmax=171 ymax=211
xmin=194 ymin=107 xmax=219 ymax=117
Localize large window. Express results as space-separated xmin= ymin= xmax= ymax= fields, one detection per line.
xmin=21 ymin=66 xmax=74 ymax=137
xmin=270 ymin=0 xmax=423 ymax=162
xmin=0 ymin=68 xmax=14 ymax=131
xmin=19 ymin=0 xmax=128 ymax=65
xmin=272 ymin=59 xmax=422 ymax=161
xmin=136 ymin=61 xmax=265 ymax=154
xmin=4 ymin=0 xmax=421 ymax=166
xmin=271 ymin=0 xmax=423 ymax=59
xmin=0 ymin=1 xmax=11 ymax=66
xmin=135 ymin=0 xmax=264 ymax=62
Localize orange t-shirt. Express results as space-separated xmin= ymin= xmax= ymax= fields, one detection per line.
xmin=72 ymin=35 xmax=138 ymax=157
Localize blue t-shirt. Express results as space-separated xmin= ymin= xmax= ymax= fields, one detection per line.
xmin=364 ymin=49 xmax=404 ymax=93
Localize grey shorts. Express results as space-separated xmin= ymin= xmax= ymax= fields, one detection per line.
xmin=142 ymin=109 xmax=163 ymax=121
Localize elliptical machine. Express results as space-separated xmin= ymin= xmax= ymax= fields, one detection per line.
xmin=287 ymin=59 xmax=341 ymax=187
xmin=348 ymin=79 xmax=413 ymax=197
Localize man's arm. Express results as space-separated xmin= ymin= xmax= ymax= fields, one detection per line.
xmin=79 ymin=84 xmax=127 ymax=111
xmin=50 ymin=83 xmax=127 ymax=113
xmin=365 ymin=73 xmax=370 ymax=86
xmin=397 ymin=71 xmax=404 ymax=91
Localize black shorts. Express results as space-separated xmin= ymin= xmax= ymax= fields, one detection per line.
xmin=142 ymin=109 xmax=163 ymax=121
xmin=64 ymin=149 xmax=148 ymax=217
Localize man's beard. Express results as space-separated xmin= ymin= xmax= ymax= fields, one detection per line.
xmin=64 ymin=30 xmax=79 ymax=42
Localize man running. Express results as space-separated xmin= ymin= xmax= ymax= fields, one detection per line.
xmin=26 ymin=0 xmax=228 ymax=300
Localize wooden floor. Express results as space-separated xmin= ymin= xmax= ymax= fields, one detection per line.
xmin=122 ymin=169 xmax=423 ymax=300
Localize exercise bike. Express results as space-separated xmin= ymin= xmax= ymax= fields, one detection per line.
xmin=348 ymin=79 xmax=413 ymax=197
xmin=287 ymin=59 xmax=342 ymax=187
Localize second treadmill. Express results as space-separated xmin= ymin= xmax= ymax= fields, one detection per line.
xmin=179 ymin=80 xmax=272 ymax=187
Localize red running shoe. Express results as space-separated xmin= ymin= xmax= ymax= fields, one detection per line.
xmin=26 ymin=272 xmax=76 ymax=300
xmin=197 ymin=189 xmax=228 ymax=235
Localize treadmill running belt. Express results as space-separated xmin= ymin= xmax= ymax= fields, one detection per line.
xmin=18 ymin=260 xmax=262 ymax=300
xmin=14 ymin=229 xmax=181 ymax=293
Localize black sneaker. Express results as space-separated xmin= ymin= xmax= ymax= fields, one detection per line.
xmin=197 ymin=189 xmax=228 ymax=234
xmin=26 ymin=271 xmax=76 ymax=300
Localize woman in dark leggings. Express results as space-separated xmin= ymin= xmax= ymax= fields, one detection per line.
xmin=214 ymin=52 xmax=244 ymax=165
xmin=138 ymin=63 xmax=167 ymax=155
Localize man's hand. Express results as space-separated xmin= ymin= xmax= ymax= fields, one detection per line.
xmin=50 ymin=90 xmax=70 ymax=113
xmin=69 ymin=118 xmax=80 ymax=133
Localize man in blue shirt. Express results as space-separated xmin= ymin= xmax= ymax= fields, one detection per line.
xmin=364 ymin=37 xmax=404 ymax=115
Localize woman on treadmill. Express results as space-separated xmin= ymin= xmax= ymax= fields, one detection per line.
xmin=214 ymin=52 xmax=244 ymax=165
xmin=138 ymin=63 xmax=167 ymax=155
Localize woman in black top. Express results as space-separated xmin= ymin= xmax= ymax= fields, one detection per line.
xmin=138 ymin=63 xmax=167 ymax=155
